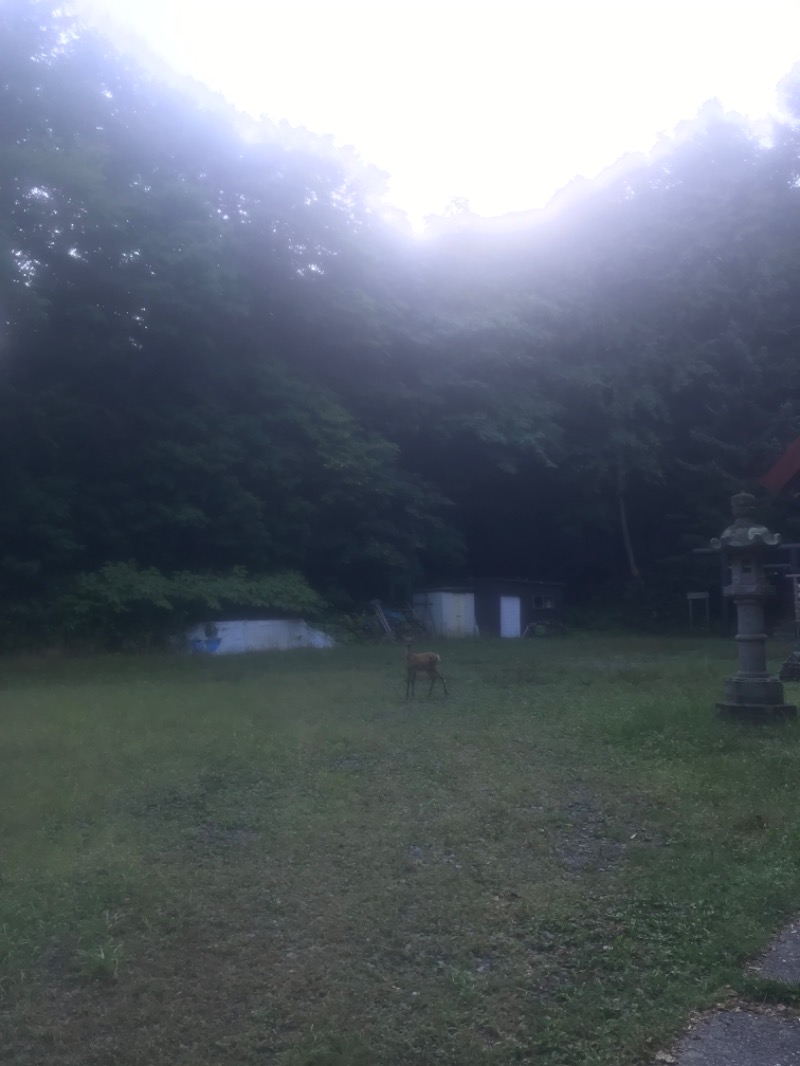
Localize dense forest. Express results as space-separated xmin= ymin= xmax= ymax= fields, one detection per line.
xmin=3 ymin=1 xmax=800 ymax=647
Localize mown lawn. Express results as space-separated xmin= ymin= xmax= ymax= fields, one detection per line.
xmin=3 ymin=635 xmax=800 ymax=1065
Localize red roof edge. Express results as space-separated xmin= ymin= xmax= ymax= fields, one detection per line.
xmin=760 ymin=437 xmax=800 ymax=494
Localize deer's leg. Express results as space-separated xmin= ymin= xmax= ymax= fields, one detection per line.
xmin=427 ymin=668 xmax=448 ymax=696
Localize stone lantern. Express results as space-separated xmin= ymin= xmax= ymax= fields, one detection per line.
xmin=710 ymin=492 xmax=796 ymax=720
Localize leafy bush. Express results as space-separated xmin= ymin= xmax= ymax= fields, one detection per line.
xmin=52 ymin=563 xmax=325 ymax=650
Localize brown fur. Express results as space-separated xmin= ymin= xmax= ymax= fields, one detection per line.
xmin=405 ymin=640 xmax=448 ymax=698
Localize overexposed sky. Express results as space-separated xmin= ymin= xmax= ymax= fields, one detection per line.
xmin=79 ymin=1 xmax=800 ymax=225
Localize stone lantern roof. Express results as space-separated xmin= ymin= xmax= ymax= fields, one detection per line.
xmin=710 ymin=492 xmax=781 ymax=552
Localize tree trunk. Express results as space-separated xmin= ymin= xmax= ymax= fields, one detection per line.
xmin=617 ymin=469 xmax=642 ymax=581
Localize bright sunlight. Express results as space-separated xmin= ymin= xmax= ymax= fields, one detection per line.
xmin=75 ymin=0 xmax=800 ymax=224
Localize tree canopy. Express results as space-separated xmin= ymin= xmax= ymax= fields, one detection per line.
xmin=3 ymin=0 xmax=800 ymax=643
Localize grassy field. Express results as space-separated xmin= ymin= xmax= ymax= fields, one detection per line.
xmin=3 ymin=634 xmax=800 ymax=1065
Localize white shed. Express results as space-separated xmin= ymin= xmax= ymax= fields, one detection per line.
xmin=186 ymin=619 xmax=335 ymax=654
xmin=412 ymin=589 xmax=477 ymax=637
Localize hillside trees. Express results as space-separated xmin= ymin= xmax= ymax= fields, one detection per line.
xmin=4 ymin=0 xmax=800 ymax=642
xmin=0 ymin=1 xmax=456 ymax=631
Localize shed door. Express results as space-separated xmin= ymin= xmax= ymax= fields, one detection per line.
xmin=446 ymin=593 xmax=468 ymax=636
xmin=442 ymin=593 xmax=475 ymax=636
xmin=451 ymin=594 xmax=465 ymax=635
xmin=500 ymin=596 xmax=521 ymax=638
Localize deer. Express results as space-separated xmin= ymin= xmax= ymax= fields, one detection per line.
xmin=404 ymin=639 xmax=448 ymax=698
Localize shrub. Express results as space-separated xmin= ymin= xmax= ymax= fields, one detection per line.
xmin=51 ymin=563 xmax=325 ymax=650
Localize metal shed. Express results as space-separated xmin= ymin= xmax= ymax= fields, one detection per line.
xmin=473 ymin=579 xmax=564 ymax=637
xmin=412 ymin=588 xmax=477 ymax=637
xmin=413 ymin=580 xmax=564 ymax=638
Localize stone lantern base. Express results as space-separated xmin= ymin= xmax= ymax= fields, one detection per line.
xmin=715 ymin=675 xmax=797 ymax=721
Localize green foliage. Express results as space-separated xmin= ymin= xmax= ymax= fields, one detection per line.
xmin=53 ymin=563 xmax=324 ymax=649
xmin=4 ymin=0 xmax=800 ymax=643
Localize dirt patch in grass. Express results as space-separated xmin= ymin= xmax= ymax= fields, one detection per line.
xmin=551 ymin=786 xmax=667 ymax=872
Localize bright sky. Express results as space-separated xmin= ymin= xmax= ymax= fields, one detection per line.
xmin=80 ymin=1 xmax=800 ymax=227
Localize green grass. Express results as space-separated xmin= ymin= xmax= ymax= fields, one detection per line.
xmin=3 ymin=635 xmax=800 ymax=1065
